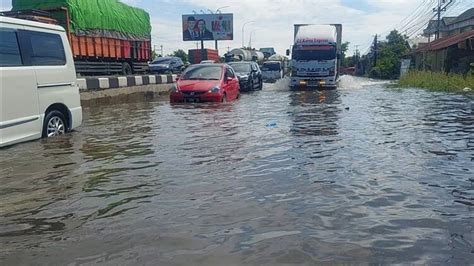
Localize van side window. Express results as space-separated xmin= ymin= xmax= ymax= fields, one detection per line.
xmin=0 ymin=29 xmax=22 ymax=67
xmin=19 ymin=30 xmax=66 ymax=66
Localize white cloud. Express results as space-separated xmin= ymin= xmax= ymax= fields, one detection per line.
xmin=3 ymin=0 xmax=465 ymax=56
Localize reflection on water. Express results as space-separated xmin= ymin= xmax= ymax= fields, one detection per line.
xmin=1 ymin=79 xmax=473 ymax=265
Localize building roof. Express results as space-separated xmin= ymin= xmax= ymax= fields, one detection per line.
xmin=423 ymin=8 xmax=474 ymax=35
xmin=416 ymin=29 xmax=474 ymax=52
xmin=451 ymin=8 xmax=474 ymax=24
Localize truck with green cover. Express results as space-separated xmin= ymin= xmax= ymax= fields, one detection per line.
xmin=7 ymin=0 xmax=152 ymax=75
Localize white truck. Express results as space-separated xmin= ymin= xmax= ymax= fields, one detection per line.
xmin=286 ymin=24 xmax=342 ymax=89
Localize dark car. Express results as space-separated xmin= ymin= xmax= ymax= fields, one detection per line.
xmin=228 ymin=62 xmax=263 ymax=91
xmin=149 ymin=57 xmax=184 ymax=74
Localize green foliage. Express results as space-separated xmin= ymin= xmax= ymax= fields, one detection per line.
xmin=399 ymin=71 xmax=474 ymax=92
xmin=341 ymin=42 xmax=349 ymax=56
xmin=340 ymin=42 xmax=351 ymax=67
xmin=171 ymin=49 xmax=189 ymax=64
xmin=368 ymin=30 xmax=410 ymax=80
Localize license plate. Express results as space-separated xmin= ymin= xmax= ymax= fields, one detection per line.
xmin=185 ymin=97 xmax=199 ymax=103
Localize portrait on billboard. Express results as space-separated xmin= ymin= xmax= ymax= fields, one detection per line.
xmin=182 ymin=14 xmax=233 ymax=41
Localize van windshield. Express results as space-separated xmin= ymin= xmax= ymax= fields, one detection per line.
xmin=292 ymin=46 xmax=336 ymax=61
xmin=262 ymin=62 xmax=281 ymax=71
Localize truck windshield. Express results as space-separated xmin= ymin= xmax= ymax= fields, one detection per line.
xmin=181 ymin=66 xmax=222 ymax=80
xmin=292 ymin=47 xmax=336 ymax=61
xmin=262 ymin=63 xmax=281 ymax=71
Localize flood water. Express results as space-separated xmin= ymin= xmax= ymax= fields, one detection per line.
xmin=1 ymin=77 xmax=473 ymax=265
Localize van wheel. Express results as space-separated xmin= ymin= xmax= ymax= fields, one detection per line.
xmin=42 ymin=111 xmax=67 ymax=138
xmin=122 ymin=62 xmax=132 ymax=76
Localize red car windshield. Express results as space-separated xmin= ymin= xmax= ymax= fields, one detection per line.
xmin=181 ymin=66 xmax=222 ymax=80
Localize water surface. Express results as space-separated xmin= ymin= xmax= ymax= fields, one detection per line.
xmin=1 ymin=77 xmax=473 ymax=265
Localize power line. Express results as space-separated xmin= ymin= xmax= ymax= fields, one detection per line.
xmin=397 ymin=0 xmax=435 ymax=32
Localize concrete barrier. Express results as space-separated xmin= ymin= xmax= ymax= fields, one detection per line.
xmin=78 ymin=74 xmax=177 ymax=103
xmin=77 ymin=74 xmax=177 ymax=91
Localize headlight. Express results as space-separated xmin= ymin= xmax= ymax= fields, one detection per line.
xmin=209 ymin=86 xmax=221 ymax=93
xmin=170 ymin=84 xmax=180 ymax=93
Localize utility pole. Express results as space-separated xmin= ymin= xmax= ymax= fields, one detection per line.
xmin=160 ymin=45 xmax=164 ymax=57
xmin=373 ymin=35 xmax=378 ymax=67
xmin=434 ymin=0 xmax=453 ymax=40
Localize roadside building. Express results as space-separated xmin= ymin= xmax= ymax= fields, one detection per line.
xmin=411 ymin=9 xmax=474 ymax=74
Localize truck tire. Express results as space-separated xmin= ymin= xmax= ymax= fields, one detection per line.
xmin=122 ymin=62 xmax=132 ymax=76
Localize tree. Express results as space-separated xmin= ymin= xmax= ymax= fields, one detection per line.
xmin=368 ymin=30 xmax=410 ymax=79
xmin=340 ymin=42 xmax=351 ymax=67
xmin=171 ymin=49 xmax=188 ymax=64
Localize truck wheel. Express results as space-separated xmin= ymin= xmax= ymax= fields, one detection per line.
xmin=122 ymin=63 xmax=132 ymax=76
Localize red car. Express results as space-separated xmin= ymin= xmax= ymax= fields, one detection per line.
xmin=170 ymin=64 xmax=240 ymax=103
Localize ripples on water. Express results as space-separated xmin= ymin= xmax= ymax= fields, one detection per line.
xmin=1 ymin=77 xmax=473 ymax=265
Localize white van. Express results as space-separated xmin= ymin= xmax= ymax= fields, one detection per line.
xmin=0 ymin=16 xmax=82 ymax=148
xmin=261 ymin=61 xmax=283 ymax=83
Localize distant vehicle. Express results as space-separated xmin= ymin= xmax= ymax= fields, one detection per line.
xmin=228 ymin=62 xmax=263 ymax=91
xmin=225 ymin=49 xmax=265 ymax=64
xmin=200 ymin=60 xmax=216 ymax=64
xmin=5 ymin=1 xmax=152 ymax=75
xmin=287 ymin=24 xmax=342 ymax=89
xmin=188 ymin=49 xmax=220 ymax=64
xmin=170 ymin=64 xmax=240 ymax=103
xmin=259 ymin=47 xmax=276 ymax=58
xmin=149 ymin=57 xmax=184 ymax=74
xmin=261 ymin=61 xmax=284 ymax=82
xmin=0 ymin=16 xmax=82 ymax=148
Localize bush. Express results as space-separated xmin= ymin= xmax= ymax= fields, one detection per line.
xmin=399 ymin=71 xmax=474 ymax=92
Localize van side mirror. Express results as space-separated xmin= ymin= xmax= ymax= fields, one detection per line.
xmin=286 ymin=49 xmax=290 ymax=56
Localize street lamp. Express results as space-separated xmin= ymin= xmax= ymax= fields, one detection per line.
xmin=249 ymin=29 xmax=258 ymax=49
xmin=242 ymin=20 xmax=254 ymax=48
xmin=216 ymin=6 xmax=230 ymax=14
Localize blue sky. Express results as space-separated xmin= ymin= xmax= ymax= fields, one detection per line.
xmin=1 ymin=0 xmax=471 ymax=56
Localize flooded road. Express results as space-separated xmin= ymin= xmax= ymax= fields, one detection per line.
xmin=1 ymin=77 xmax=473 ymax=265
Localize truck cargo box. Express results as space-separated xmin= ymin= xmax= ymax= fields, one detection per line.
xmin=11 ymin=0 xmax=152 ymax=75
xmin=189 ymin=49 xmax=220 ymax=64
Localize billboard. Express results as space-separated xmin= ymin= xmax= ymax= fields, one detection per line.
xmin=182 ymin=14 xmax=233 ymax=41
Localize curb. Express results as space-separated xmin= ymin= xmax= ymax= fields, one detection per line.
xmin=77 ymin=74 xmax=177 ymax=90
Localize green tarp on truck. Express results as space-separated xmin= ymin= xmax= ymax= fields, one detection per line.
xmin=12 ymin=0 xmax=151 ymax=40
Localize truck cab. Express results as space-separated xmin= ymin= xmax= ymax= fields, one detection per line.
xmin=287 ymin=24 xmax=342 ymax=89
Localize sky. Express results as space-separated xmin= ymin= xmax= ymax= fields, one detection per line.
xmin=1 ymin=0 xmax=471 ymax=56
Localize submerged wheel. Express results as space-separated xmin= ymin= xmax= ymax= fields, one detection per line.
xmin=122 ymin=62 xmax=132 ymax=76
xmin=42 ymin=110 xmax=66 ymax=138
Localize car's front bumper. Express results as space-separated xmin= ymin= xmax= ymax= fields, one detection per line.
xmin=290 ymin=76 xmax=337 ymax=89
xmin=170 ymin=91 xmax=223 ymax=103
